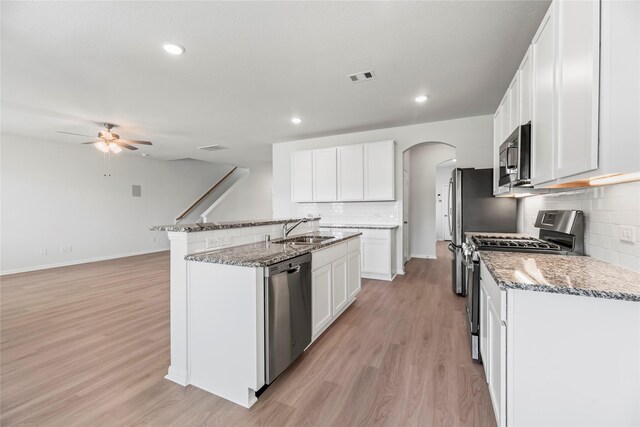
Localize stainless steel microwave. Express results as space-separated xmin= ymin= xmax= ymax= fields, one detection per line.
xmin=499 ymin=122 xmax=532 ymax=188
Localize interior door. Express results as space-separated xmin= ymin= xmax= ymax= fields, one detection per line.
xmin=403 ymin=169 xmax=410 ymax=264
xmin=442 ymin=184 xmax=451 ymax=240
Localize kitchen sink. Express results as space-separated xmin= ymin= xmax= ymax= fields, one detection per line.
xmin=286 ymin=236 xmax=334 ymax=244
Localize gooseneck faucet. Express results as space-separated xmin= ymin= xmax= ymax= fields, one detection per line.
xmin=283 ymin=218 xmax=308 ymax=238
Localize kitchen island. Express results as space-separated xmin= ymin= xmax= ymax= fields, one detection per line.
xmin=152 ymin=218 xmax=361 ymax=408
xmin=478 ymin=250 xmax=640 ymax=426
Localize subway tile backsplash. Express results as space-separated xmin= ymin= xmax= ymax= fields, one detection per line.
xmin=517 ymin=181 xmax=640 ymax=272
xmin=294 ymin=201 xmax=400 ymax=225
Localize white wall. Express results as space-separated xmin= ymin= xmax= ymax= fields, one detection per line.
xmin=0 ymin=135 xmax=272 ymax=274
xmin=518 ymin=180 xmax=640 ymax=273
xmin=408 ymin=143 xmax=456 ymax=259
xmin=435 ymin=160 xmax=456 ymax=241
xmin=272 ymin=114 xmax=493 ymax=272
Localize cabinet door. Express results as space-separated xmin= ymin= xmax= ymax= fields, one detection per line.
xmin=364 ymin=141 xmax=395 ymax=200
xmin=500 ymin=93 xmax=510 ymax=143
xmin=291 ymin=150 xmax=313 ymax=202
xmin=532 ymin=5 xmax=557 ymax=185
xmin=361 ymin=238 xmax=391 ymax=275
xmin=519 ymin=46 xmax=533 ymax=125
xmin=312 ymin=264 xmax=332 ymax=336
xmin=488 ymin=298 xmax=506 ymax=427
xmin=493 ymin=108 xmax=502 ymax=195
xmin=556 ymin=0 xmax=599 ymax=179
xmin=480 ymin=279 xmax=489 ymax=381
xmin=313 ymin=147 xmax=337 ymax=201
xmin=337 ymin=144 xmax=364 ymax=201
xmin=509 ymin=73 xmax=520 ymax=135
xmin=331 ymin=256 xmax=348 ymax=315
xmin=347 ymin=250 xmax=361 ymax=301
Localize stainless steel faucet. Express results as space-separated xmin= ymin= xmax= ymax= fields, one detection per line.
xmin=283 ymin=218 xmax=308 ymax=238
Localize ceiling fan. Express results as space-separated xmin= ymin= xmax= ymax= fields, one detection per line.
xmin=58 ymin=123 xmax=152 ymax=153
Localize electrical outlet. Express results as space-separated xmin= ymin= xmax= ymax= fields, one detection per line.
xmin=152 ymin=237 xmax=157 ymax=243
xmin=221 ymin=236 xmax=231 ymax=246
xmin=206 ymin=237 xmax=220 ymax=249
xmin=620 ymin=226 xmax=635 ymax=243
xmin=40 ymin=248 xmax=47 ymax=255
xmin=60 ymin=246 xmax=65 ymax=253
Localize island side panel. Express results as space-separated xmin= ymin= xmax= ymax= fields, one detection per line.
xmin=187 ymin=261 xmax=264 ymax=408
xmin=165 ymin=232 xmax=189 ymax=385
xmin=508 ymin=289 xmax=640 ymax=426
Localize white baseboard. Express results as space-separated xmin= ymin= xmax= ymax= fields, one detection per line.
xmin=0 ymin=247 xmax=169 ymax=276
xmin=410 ymin=253 xmax=437 ymax=260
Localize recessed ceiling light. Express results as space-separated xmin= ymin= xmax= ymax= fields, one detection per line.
xmin=291 ymin=117 xmax=302 ymax=124
xmin=163 ymin=43 xmax=185 ymax=55
xmin=414 ymin=95 xmax=428 ymax=103
xmin=141 ymin=153 xmax=150 ymax=157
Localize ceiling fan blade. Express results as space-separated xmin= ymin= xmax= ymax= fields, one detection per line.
xmin=81 ymin=140 xmax=100 ymax=144
xmin=57 ymin=131 xmax=95 ymax=138
xmin=117 ymin=139 xmax=152 ymax=145
xmin=118 ymin=142 xmax=138 ymax=150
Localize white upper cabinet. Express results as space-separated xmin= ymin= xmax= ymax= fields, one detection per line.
xmin=312 ymin=147 xmax=337 ymax=201
xmin=519 ymin=47 xmax=533 ymax=125
xmin=555 ymin=0 xmax=600 ymax=179
xmin=291 ymin=150 xmax=314 ymax=202
xmin=364 ymin=140 xmax=395 ymax=201
xmin=508 ymin=73 xmax=520 ymax=136
xmin=531 ymin=5 xmax=557 ymax=186
xmin=337 ymin=144 xmax=364 ymax=201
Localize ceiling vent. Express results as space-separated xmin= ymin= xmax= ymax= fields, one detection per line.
xmin=197 ymin=144 xmax=227 ymax=151
xmin=347 ymin=70 xmax=376 ymax=83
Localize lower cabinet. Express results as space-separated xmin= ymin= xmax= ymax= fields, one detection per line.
xmin=479 ymin=259 xmax=640 ymax=426
xmin=311 ymin=264 xmax=332 ymax=337
xmin=311 ymin=238 xmax=361 ymax=341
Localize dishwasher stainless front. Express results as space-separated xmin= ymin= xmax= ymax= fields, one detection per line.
xmin=264 ymin=253 xmax=312 ymax=384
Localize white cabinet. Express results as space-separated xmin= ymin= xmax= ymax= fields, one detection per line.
xmin=364 ymin=141 xmax=395 ymax=201
xmin=337 ymin=144 xmax=364 ymax=201
xmin=347 ymin=250 xmax=361 ymax=300
xmin=311 ymin=263 xmax=332 ymax=337
xmin=311 ymin=238 xmax=361 ymax=340
xmin=555 ymin=0 xmax=599 ymax=179
xmin=531 ymin=5 xmax=556 ymax=186
xmin=508 ymin=73 xmax=520 ymax=136
xmin=493 ymin=99 xmax=509 ymax=196
xmin=479 ymin=278 xmax=489 ymax=381
xmin=519 ymin=47 xmax=533 ymax=125
xmin=331 ymin=256 xmax=348 ymax=315
xmin=362 ymin=238 xmax=391 ymax=276
xmin=487 ymin=297 xmax=506 ymax=427
xmin=312 ymin=147 xmax=337 ymax=201
xmin=291 ymin=150 xmax=313 ymax=202
xmin=291 ymin=140 xmax=394 ymax=202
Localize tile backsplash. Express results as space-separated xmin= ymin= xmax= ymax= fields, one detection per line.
xmin=517 ymin=181 xmax=640 ymax=272
xmin=294 ymin=201 xmax=400 ymax=225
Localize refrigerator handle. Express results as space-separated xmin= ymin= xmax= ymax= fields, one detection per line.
xmin=448 ymin=178 xmax=454 ymax=238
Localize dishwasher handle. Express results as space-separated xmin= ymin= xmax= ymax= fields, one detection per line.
xmin=287 ymin=266 xmax=301 ymax=274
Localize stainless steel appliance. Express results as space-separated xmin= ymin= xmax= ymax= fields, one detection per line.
xmin=447 ymin=168 xmax=517 ymax=295
xmin=463 ymin=210 xmax=585 ymax=360
xmin=499 ymin=122 xmax=532 ymax=188
xmin=264 ymin=253 xmax=312 ymax=384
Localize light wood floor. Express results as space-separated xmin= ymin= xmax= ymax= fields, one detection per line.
xmin=1 ymin=242 xmax=495 ymax=426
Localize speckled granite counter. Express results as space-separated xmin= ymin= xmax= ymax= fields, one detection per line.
xmin=151 ymin=217 xmax=321 ymax=233
xmin=480 ymin=251 xmax=640 ymax=302
xmin=185 ymin=231 xmax=361 ymax=267
xmin=320 ymin=223 xmax=399 ymax=230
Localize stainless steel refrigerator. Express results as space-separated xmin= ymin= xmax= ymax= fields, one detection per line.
xmin=447 ymin=168 xmax=517 ymax=295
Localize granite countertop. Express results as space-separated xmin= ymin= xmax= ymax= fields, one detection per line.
xmin=150 ymin=217 xmax=321 ymax=233
xmin=480 ymin=251 xmax=640 ymax=302
xmin=185 ymin=231 xmax=362 ymax=267
xmin=319 ymin=223 xmax=399 ymax=230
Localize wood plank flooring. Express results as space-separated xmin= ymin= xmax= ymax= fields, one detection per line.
xmin=1 ymin=242 xmax=495 ymax=426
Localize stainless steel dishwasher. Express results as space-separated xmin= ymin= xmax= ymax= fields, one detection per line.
xmin=264 ymin=253 xmax=312 ymax=384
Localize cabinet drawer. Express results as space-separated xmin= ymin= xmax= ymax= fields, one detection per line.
xmin=480 ymin=260 xmax=506 ymax=323
xmin=360 ymin=229 xmax=390 ymax=239
xmin=347 ymin=237 xmax=361 ymax=253
xmin=312 ymin=242 xmax=348 ymax=270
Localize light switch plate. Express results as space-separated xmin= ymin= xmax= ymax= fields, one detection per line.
xmin=620 ymin=226 xmax=635 ymax=243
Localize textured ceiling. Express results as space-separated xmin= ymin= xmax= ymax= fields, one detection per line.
xmin=1 ymin=1 xmax=550 ymax=166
